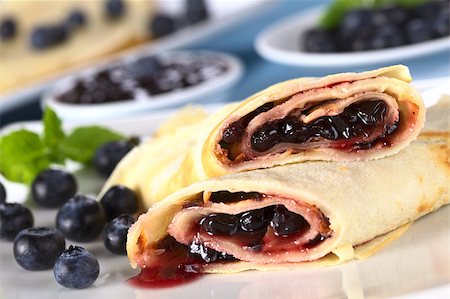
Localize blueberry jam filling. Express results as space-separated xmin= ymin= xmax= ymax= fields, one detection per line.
xmin=209 ymin=191 xmax=264 ymax=204
xmin=198 ymin=205 xmax=318 ymax=251
xmin=220 ymin=99 xmax=399 ymax=157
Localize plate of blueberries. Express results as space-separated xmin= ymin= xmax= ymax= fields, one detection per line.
xmin=256 ymin=0 xmax=450 ymax=67
xmin=43 ymin=50 xmax=243 ymax=121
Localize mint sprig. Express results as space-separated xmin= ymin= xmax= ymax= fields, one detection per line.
xmin=0 ymin=107 xmax=125 ymax=184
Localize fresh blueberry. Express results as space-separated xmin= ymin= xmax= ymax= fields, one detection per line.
xmin=128 ymin=56 xmax=163 ymax=80
xmin=432 ymin=12 xmax=449 ymax=37
xmin=0 ymin=17 xmax=17 ymax=40
xmin=103 ymin=214 xmax=135 ymax=255
xmin=105 ymin=0 xmax=125 ymax=19
xmin=302 ymin=28 xmax=337 ymax=53
xmin=185 ymin=0 xmax=209 ymax=24
xmin=93 ymin=140 xmax=135 ymax=177
xmin=0 ymin=181 xmax=6 ymax=204
xmin=379 ymin=6 xmax=409 ymax=25
xmin=368 ymin=24 xmax=405 ymax=50
xmin=54 ymin=245 xmax=99 ymax=289
xmin=100 ymin=185 xmax=138 ymax=220
xmin=56 ymin=194 xmax=106 ymax=242
xmin=32 ymin=169 xmax=77 ymax=208
xmin=405 ymin=19 xmax=434 ymax=44
xmin=0 ymin=203 xmax=33 ymax=241
xmin=30 ymin=25 xmax=68 ymax=50
xmin=340 ymin=9 xmax=374 ymax=34
xmin=150 ymin=13 xmax=177 ymax=38
xmin=66 ymin=10 xmax=87 ymax=30
xmin=13 ymin=227 xmax=65 ymax=270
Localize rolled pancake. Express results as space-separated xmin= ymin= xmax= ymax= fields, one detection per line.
xmin=103 ymin=66 xmax=425 ymax=207
xmin=202 ymin=65 xmax=424 ymax=177
xmin=126 ymin=133 xmax=449 ymax=273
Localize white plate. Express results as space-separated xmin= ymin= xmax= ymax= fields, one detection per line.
xmin=0 ymin=0 xmax=274 ymax=113
xmin=42 ymin=50 xmax=243 ymax=121
xmin=255 ymin=5 xmax=450 ymax=68
xmin=0 ymin=87 xmax=449 ymax=299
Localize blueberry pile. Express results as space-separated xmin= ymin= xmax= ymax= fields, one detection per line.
xmin=303 ymin=1 xmax=450 ymax=52
xmin=199 ymin=204 xmax=311 ymax=251
xmin=1 ymin=160 xmax=139 ymax=288
xmin=56 ymin=53 xmax=228 ymax=104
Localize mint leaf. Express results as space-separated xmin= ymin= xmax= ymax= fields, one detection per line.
xmin=61 ymin=126 xmax=124 ymax=164
xmin=42 ymin=106 xmax=65 ymax=148
xmin=0 ymin=130 xmax=51 ymax=184
xmin=319 ymin=0 xmax=363 ymax=30
xmin=42 ymin=107 xmax=66 ymax=163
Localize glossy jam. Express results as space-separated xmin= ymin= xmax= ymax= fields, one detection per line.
xmin=199 ymin=205 xmax=313 ymax=250
xmin=251 ymin=100 xmax=393 ymax=152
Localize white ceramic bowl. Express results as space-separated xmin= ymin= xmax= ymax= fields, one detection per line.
xmin=255 ymin=5 xmax=450 ymax=68
xmin=43 ymin=50 xmax=243 ymax=121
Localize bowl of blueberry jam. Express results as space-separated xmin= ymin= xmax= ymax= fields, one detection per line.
xmin=43 ymin=50 xmax=243 ymax=120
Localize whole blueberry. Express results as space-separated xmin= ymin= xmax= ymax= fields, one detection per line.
xmin=150 ymin=14 xmax=177 ymax=38
xmin=0 ymin=181 xmax=6 ymax=204
xmin=93 ymin=140 xmax=135 ymax=177
xmin=185 ymin=0 xmax=209 ymax=24
xmin=100 ymin=185 xmax=138 ymax=220
xmin=103 ymin=215 xmax=135 ymax=255
xmin=56 ymin=194 xmax=106 ymax=242
xmin=30 ymin=25 xmax=68 ymax=50
xmin=0 ymin=203 xmax=34 ymax=241
xmin=0 ymin=17 xmax=17 ymax=40
xmin=54 ymin=245 xmax=99 ymax=289
xmin=14 ymin=227 xmax=65 ymax=271
xmin=405 ymin=19 xmax=434 ymax=44
xmin=432 ymin=12 xmax=449 ymax=37
xmin=303 ymin=28 xmax=337 ymax=53
xmin=66 ymin=10 xmax=87 ymax=30
xmin=32 ymin=169 xmax=77 ymax=208
xmin=105 ymin=0 xmax=125 ymax=19
xmin=340 ymin=9 xmax=373 ymax=34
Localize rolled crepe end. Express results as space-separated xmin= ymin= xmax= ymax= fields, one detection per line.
xmin=201 ymin=65 xmax=423 ymax=177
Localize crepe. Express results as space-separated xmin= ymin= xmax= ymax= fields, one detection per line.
xmin=201 ymin=65 xmax=424 ymax=177
xmin=0 ymin=0 xmax=153 ymax=96
xmin=126 ymin=134 xmax=449 ymax=272
xmin=103 ymin=65 xmax=425 ymax=207
xmin=126 ymin=97 xmax=448 ymax=273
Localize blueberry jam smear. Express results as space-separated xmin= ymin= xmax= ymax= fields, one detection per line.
xmin=220 ymin=100 xmax=399 ymax=155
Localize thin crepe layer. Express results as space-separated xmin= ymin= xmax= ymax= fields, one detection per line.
xmin=98 ymin=104 xmax=236 ymax=207
xmin=202 ymin=65 xmax=425 ymax=177
xmin=127 ymin=133 xmax=450 ymax=272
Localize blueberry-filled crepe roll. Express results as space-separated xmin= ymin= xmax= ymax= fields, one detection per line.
xmin=201 ymin=65 xmax=424 ymax=177
xmin=126 ymin=132 xmax=449 ymax=273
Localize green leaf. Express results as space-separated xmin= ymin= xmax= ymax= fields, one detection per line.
xmin=42 ymin=106 xmax=65 ymax=147
xmin=42 ymin=106 xmax=66 ymax=163
xmin=319 ymin=0 xmax=364 ymax=30
xmin=61 ymin=126 xmax=124 ymax=164
xmin=0 ymin=130 xmax=51 ymax=184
